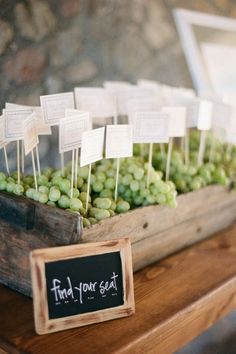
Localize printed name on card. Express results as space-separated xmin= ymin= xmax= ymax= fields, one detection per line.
xmin=197 ymin=100 xmax=213 ymax=131
xmin=74 ymin=88 xmax=116 ymax=119
xmin=3 ymin=108 xmax=34 ymax=141
xmin=133 ymin=111 xmax=169 ymax=143
xmin=80 ymin=127 xmax=105 ymax=167
xmin=59 ymin=113 xmax=90 ymax=153
xmin=5 ymin=103 xmax=51 ymax=135
xmin=106 ymin=125 xmax=133 ymax=159
xmin=40 ymin=92 xmax=74 ymax=126
xmin=162 ymin=106 xmax=186 ymax=137
xmin=23 ymin=113 xmax=39 ymax=156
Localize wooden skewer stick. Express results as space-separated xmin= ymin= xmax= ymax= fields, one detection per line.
xmin=85 ymin=163 xmax=92 ymax=212
xmin=31 ymin=150 xmax=38 ymax=191
xmin=147 ymin=143 xmax=153 ymax=188
xmin=166 ymin=138 xmax=173 ymax=181
xmin=114 ymin=158 xmax=120 ymax=202
xmin=3 ymin=146 xmax=10 ymax=176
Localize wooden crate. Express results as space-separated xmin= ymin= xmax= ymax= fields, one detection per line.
xmin=0 ymin=185 xmax=236 ymax=297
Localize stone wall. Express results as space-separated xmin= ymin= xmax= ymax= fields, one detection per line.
xmin=0 ymin=0 xmax=235 ymax=169
xmin=1 ymin=0 xmax=236 ymax=111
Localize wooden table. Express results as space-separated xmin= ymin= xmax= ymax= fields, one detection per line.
xmin=1 ymin=224 xmax=236 ymax=354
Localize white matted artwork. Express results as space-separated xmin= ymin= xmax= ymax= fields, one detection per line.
xmin=174 ymin=9 xmax=236 ymax=95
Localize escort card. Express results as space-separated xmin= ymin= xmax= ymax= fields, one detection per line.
xmin=80 ymin=127 xmax=105 ymax=167
xmin=74 ymin=88 xmax=116 ymax=120
xmin=59 ymin=113 xmax=90 ymax=153
xmin=3 ymin=108 xmax=33 ymax=141
xmin=128 ymin=98 xmax=161 ymax=124
xmin=0 ymin=116 xmax=7 ymax=149
xmin=23 ymin=113 xmax=39 ymax=156
xmin=105 ymin=85 xmax=156 ymax=116
xmin=40 ymin=92 xmax=74 ymax=126
xmin=197 ymin=100 xmax=213 ymax=131
xmin=5 ymin=103 xmax=51 ymax=135
xmin=162 ymin=106 xmax=186 ymax=137
xmin=133 ymin=111 xmax=169 ymax=143
xmin=106 ymin=125 xmax=133 ymax=159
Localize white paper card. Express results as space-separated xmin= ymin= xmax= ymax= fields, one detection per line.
xmin=5 ymin=103 xmax=51 ymax=135
xmin=197 ymin=100 xmax=213 ymax=131
xmin=3 ymin=108 xmax=33 ymax=141
xmin=128 ymin=98 xmax=161 ymax=124
xmin=80 ymin=127 xmax=105 ymax=167
xmin=0 ymin=116 xmax=7 ymax=149
xmin=162 ymin=106 xmax=186 ymax=137
xmin=106 ymin=125 xmax=133 ymax=159
xmin=133 ymin=111 xmax=169 ymax=143
xmin=106 ymin=86 xmax=156 ymax=116
xmin=40 ymin=92 xmax=74 ymax=126
xmin=59 ymin=113 xmax=90 ymax=153
xmin=23 ymin=113 xmax=39 ymax=156
xmin=74 ymin=88 xmax=116 ymax=120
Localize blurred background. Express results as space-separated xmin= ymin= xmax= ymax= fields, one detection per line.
xmin=1 ymin=1 xmax=236 ymax=352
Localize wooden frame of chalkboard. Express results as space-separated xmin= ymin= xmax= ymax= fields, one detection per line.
xmin=30 ymin=238 xmax=135 ymax=334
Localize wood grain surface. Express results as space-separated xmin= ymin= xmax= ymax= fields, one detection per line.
xmin=1 ymin=224 xmax=236 ymax=353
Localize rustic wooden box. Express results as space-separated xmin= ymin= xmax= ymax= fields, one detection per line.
xmin=0 ymin=185 xmax=236 ymax=297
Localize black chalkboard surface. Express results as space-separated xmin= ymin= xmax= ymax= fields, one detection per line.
xmin=45 ymin=251 xmax=124 ymax=319
xmin=31 ymin=238 xmax=135 ymax=334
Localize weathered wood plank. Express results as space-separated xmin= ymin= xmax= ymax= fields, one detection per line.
xmin=1 ymin=225 xmax=236 ymax=353
xmin=82 ymin=185 xmax=236 ymax=244
xmin=0 ymin=191 xmax=83 ymax=296
xmin=132 ymin=199 xmax=236 ymax=271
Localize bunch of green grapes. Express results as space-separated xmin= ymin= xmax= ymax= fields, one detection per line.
xmin=0 ymin=155 xmax=178 ymax=228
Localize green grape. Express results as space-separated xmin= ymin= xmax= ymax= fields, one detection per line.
xmin=79 ymin=192 xmax=91 ymax=203
xmin=37 ymin=175 xmax=48 ymax=186
xmin=118 ymin=184 xmax=125 ymax=194
xmin=69 ymin=198 xmax=83 ymax=211
xmin=106 ymin=169 xmax=115 ymax=178
xmin=38 ymin=193 xmax=48 ymax=204
xmin=168 ymin=199 xmax=178 ymax=208
xmin=81 ymin=183 xmax=88 ymax=192
xmin=156 ymin=193 xmax=166 ymax=205
xmin=26 ymin=188 xmax=35 ymax=199
xmin=67 ymin=188 xmax=80 ymax=198
xmin=95 ymin=171 xmax=106 ymax=183
xmin=134 ymin=167 xmax=144 ymax=180
xmin=39 ymin=185 xmax=49 ymax=194
xmin=13 ymin=184 xmax=24 ymax=196
xmin=140 ymin=188 xmax=149 ymax=198
xmin=42 ymin=167 xmax=53 ymax=178
xmin=7 ymin=177 xmax=15 ymax=183
xmin=47 ymin=201 xmax=56 ymax=207
xmin=59 ymin=179 xmax=70 ymax=194
xmin=94 ymin=208 xmax=110 ymax=221
xmin=83 ymin=218 xmax=91 ymax=227
xmin=104 ymin=178 xmax=115 ymax=190
xmin=130 ymin=180 xmax=139 ymax=192
xmin=90 ymin=174 xmax=96 ymax=185
xmin=100 ymin=189 xmax=113 ymax=198
xmin=110 ymin=201 xmax=116 ymax=211
xmin=145 ymin=194 xmax=156 ymax=205
xmin=92 ymin=181 xmax=103 ymax=193
xmin=133 ymin=195 xmax=144 ymax=206
xmin=33 ymin=191 xmax=40 ymax=201
xmin=0 ymin=180 xmax=7 ymax=191
xmin=88 ymin=217 xmax=97 ymax=225
xmin=122 ymin=174 xmax=133 ymax=186
xmin=89 ymin=207 xmax=100 ymax=217
xmin=116 ymin=200 xmax=130 ymax=213
xmin=49 ymin=187 xmax=61 ymax=202
xmin=0 ymin=172 xmax=6 ymax=181
xmin=76 ymin=176 xmax=84 ymax=189
xmin=108 ymin=209 xmax=116 ymax=217
xmin=78 ymin=166 xmax=89 ymax=179
xmin=93 ymin=197 xmax=112 ymax=210
xmin=51 ymin=176 xmax=63 ymax=187
xmin=58 ymin=195 xmax=70 ymax=209
xmin=51 ymin=169 xmax=63 ymax=178
xmin=6 ymin=182 xmax=15 ymax=193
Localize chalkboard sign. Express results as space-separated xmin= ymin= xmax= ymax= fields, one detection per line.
xmin=30 ymin=238 xmax=135 ymax=334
